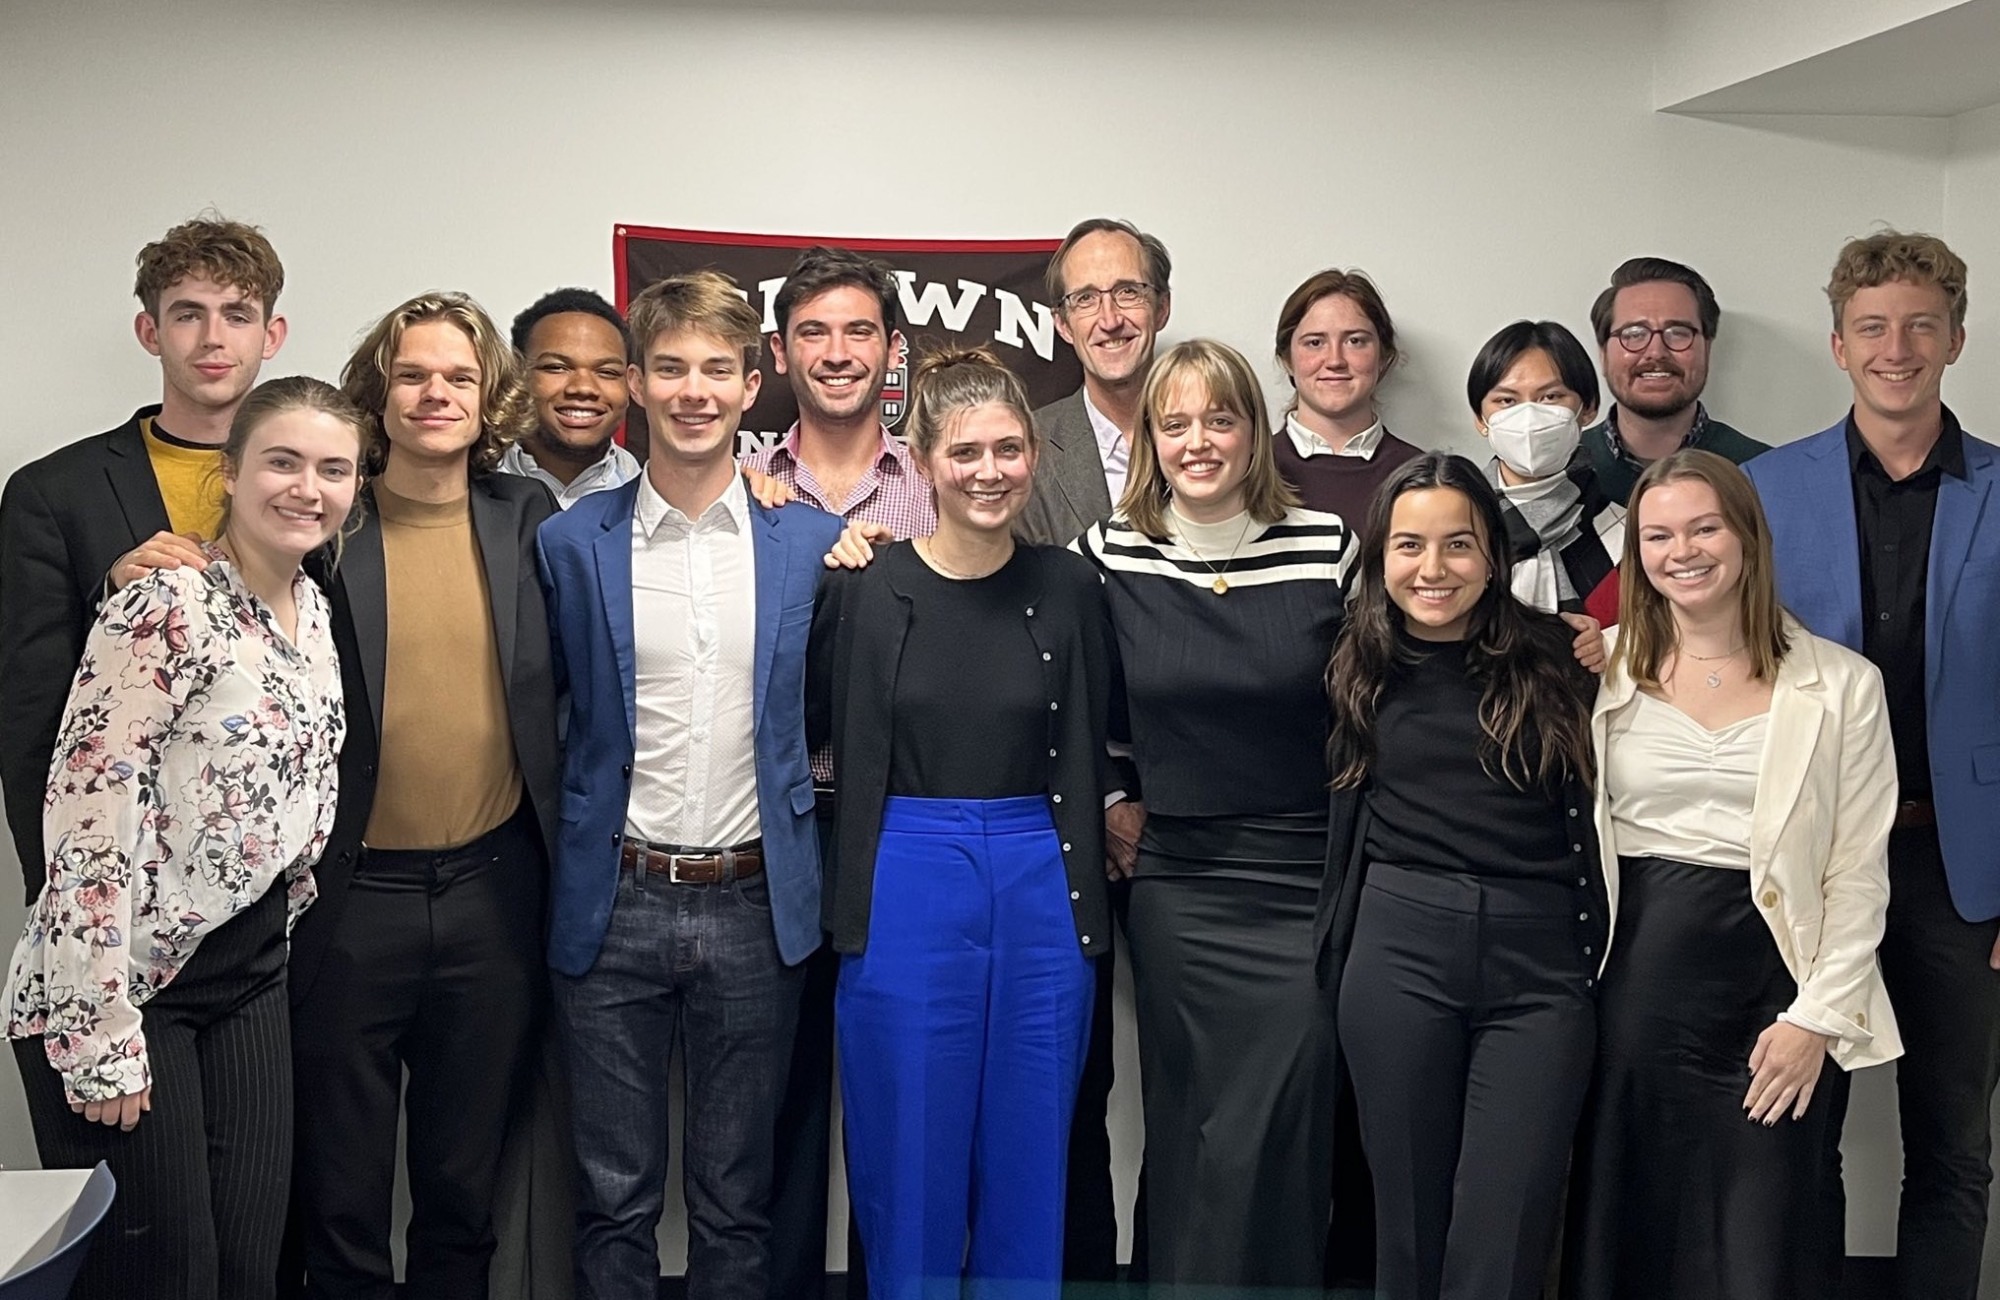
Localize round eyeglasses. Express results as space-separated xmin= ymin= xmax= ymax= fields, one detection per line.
xmin=1612 ymin=323 xmax=1699 ymax=353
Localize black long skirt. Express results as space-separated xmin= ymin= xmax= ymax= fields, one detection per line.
xmin=1125 ymin=812 xmax=1335 ymax=1291
xmin=1563 ymin=855 xmax=1852 ymax=1300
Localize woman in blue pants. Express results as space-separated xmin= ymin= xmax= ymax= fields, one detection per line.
xmin=806 ymin=345 xmax=1121 ymax=1300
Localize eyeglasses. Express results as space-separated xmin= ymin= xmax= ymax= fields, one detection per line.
xmin=1612 ymin=323 xmax=1700 ymax=353
xmin=1059 ymin=282 xmax=1155 ymax=316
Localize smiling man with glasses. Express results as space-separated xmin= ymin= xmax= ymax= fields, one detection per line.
xmin=1018 ymin=217 xmax=1173 ymax=549
xmin=1582 ymin=256 xmax=1769 ymax=502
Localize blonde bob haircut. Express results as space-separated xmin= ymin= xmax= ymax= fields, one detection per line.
xmin=1120 ymin=338 xmax=1298 ymax=540
xmin=341 ymin=291 xmax=533 ymax=478
xmin=627 ymin=269 xmax=763 ymax=372
xmin=1612 ymin=448 xmax=1791 ymax=689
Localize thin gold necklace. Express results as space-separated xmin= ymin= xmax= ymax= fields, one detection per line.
xmin=916 ymin=537 xmax=1009 ymax=581
xmin=1178 ymin=513 xmax=1254 ymax=595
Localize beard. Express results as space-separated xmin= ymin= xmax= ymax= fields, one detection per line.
xmin=1617 ymin=389 xmax=1698 ymax=421
xmin=1612 ymin=368 xmax=1702 ymax=422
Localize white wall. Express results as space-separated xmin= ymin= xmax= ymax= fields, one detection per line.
xmin=0 ymin=0 xmax=1977 ymax=1279
xmin=1948 ymin=101 xmax=2000 ymax=426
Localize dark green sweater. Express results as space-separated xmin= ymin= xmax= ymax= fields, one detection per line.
xmin=1583 ymin=407 xmax=1768 ymax=506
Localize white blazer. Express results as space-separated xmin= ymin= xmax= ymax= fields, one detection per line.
xmin=1592 ymin=618 xmax=1903 ymax=1071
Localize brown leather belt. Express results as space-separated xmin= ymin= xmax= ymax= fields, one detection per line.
xmin=618 ymin=839 xmax=763 ymax=884
xmin=1894 ymin=799 xmax=1937 ymax=830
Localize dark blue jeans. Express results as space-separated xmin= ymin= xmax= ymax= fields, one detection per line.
xmin=553 ymin=863 xmax=805 ymax=1300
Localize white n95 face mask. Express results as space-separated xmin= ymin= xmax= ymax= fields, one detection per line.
xmin=1485 ymin=402 xmax=1582 ymax=480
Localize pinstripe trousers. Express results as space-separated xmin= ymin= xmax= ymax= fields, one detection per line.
xmin=13 ymin=875 xmax=293 ymax=1300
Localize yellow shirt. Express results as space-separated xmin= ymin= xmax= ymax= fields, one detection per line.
xmin=141 ymin=418 xmax=225 ymax=539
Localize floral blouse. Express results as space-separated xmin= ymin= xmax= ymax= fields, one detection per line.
xmin=3 ymin=550 xmax=345 ymax=1102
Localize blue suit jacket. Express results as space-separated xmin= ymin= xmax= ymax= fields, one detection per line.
xmin=536 ymin=477 xmax=843 ymax=975
xmin=1746 ymin=420 xmax=2000 ymax=920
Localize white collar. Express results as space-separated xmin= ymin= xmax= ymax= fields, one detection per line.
xmin=505 ymin=438 xmax=640 ymax=483
xmin=1285 ymin=412 xmax=1384 ymax=460
xmin=635 ymin=466 xmax=749 ymax=538
xmin=1081 ymin=389 xmax=1128 ymax=465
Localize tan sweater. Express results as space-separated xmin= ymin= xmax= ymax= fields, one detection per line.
xmin=364 ymin=484 xmax=522 ymax=850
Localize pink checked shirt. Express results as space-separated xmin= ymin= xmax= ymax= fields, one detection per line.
xmin=739 ymin=424 xmax=937 ymax=542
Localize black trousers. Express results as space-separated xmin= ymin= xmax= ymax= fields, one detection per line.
xmin=16 ymin=876 xmax=293 ymax=1300
xmin=1878 ymin=823 xmax=2000 ymax=1300
xmin=291 ymin=806 xmax=545 ymax=1300
xmin=768 ymin=810 xmax=866 ymax=1300
xmin=1338 ymin=863 xmax=1596 ymax=1300
xmin=1062 ymin=875 xmax=1135 ymax=1284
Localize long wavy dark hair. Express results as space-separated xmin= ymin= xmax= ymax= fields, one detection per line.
xmin=1326 ymin=452 xmax=1595 ymax=792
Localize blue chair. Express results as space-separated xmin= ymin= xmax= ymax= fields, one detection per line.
xmin=0 ymin=1162 xmax=116 ymax=1300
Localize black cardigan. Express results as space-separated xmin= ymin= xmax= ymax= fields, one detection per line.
xmin=806 ymin=542 xmax=1124 ymax=955
xmin=1315 ymin=616 xmax=1611 ymax=986
xmin=1313 ymin=775 xmax=1612 ymax=992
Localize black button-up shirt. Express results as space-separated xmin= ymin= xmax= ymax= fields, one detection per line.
xmin=1847 ymin=407 xmax=1967 ymax=800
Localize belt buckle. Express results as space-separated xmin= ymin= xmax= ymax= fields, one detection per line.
xmin=667 ymin=853 xmax=700 ymax=885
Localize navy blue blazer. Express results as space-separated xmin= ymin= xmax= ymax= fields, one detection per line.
xmin=1746 ymin=419 xmax=2000 ymax=921
xmin=536 ymin=477 xmax=843 ymax=975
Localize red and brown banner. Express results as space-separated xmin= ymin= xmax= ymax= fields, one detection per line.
xmin=614 ymin=225 xmax=1083 ymax=460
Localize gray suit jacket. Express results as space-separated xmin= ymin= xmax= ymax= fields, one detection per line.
xmin=1020 ymin=389 xmax=1115 ymax=547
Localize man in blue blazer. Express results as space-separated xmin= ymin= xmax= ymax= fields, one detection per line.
xmin=537 ymin=271 xmax=841 ymax=1300
xmin=1746 ymin=231 xmax=2000 ymax=1300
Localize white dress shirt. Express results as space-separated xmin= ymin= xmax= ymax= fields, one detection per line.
xmin=1082 ymin=389 xmax=1130 ymax=505
xmin=625 ymin=473 xmax=761 ymax=848
xmin=501 ymin=439 xmax=641 ymax=510
xmin=1285 ymin=412 xmax=1386 ymax=460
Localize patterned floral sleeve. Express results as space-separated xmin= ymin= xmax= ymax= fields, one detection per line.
xmin=28 ymin=571 xmax=222 ymax=1102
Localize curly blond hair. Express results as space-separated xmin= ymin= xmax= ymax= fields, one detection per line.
xmin=1827 ymin=230 xmax=1968 ymax=331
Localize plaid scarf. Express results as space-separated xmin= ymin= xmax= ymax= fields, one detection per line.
xmin=1485 ymin=455 xmax=1619 ymax=614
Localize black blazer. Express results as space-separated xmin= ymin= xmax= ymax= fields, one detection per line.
xmin=0 ymin=408 xmax=172 ymax=902
xmin=806 ymin=543 xmax=1121 ymax=955
xmin=290 ymin=473 xmax=562 ymax=1002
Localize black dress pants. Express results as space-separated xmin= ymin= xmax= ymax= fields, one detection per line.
xmin=16 ymin=876 xmax=293 ymax=1300
xmin=292 ymin=807 xmax=544 ymax=1300
xmin=1877 ymin=823 xmax=2000 ymax=1300
xmin=768 ymin=808 xmax=866 ymax=1300
xmin=1062 ymin=875 xmax=1133 ymax=1284
xmin=1338 ymin=863 xmax=1596 ymax=1300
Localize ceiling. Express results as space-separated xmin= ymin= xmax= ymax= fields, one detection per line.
xmin=1664 ymin=0 xmax=2000 ymax=117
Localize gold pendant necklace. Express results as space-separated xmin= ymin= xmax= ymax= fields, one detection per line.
xmin=1179 ymin=513 xmax=1254 ymax=596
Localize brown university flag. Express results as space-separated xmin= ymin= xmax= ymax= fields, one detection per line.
xmin=614 ymin=225 xmax=1084 ymax=461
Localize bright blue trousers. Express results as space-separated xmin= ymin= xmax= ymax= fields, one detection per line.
xmin=837 ymin=795 xmax=1096 ymax=1300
